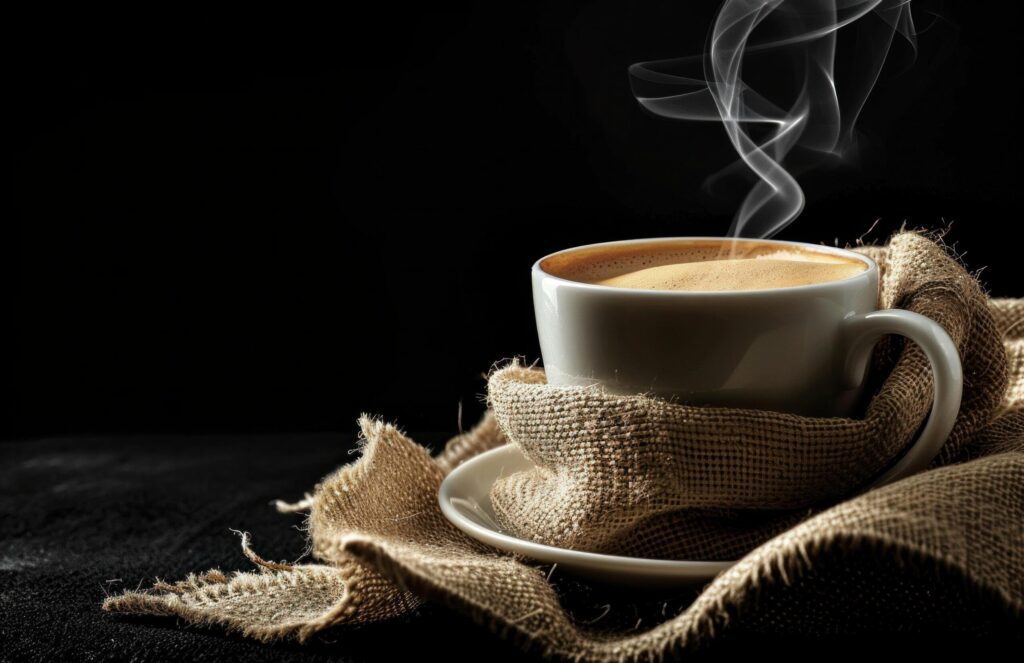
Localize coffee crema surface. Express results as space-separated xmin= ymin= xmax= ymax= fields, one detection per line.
xmin=543 ymin=241 xmax=868 ymax=292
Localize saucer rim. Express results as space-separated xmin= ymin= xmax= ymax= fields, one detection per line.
xmin=438 ymin=443 xmax=736 ymax=579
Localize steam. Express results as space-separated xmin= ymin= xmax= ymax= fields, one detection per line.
xmin=629 ymin=0 xmax=918 ymax=238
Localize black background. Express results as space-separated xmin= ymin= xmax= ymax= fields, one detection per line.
xmin=11 ymin=1 xmax=1022 ymax=440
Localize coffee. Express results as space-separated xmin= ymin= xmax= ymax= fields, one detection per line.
xmin=543 ymin=240 xmax=867 ymax=292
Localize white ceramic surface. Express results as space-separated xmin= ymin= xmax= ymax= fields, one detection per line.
xmin=438 ymin=443 xmax=735 ymax=587
xmin=532 ymin=237 xmax=963 ymax=489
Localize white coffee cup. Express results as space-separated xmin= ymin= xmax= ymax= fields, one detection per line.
xmin=531 ymin=236 xmax=963 ymax=488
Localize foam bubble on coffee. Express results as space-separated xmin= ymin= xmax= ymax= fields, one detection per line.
xmin=546 ymin=242 xmax=867 ymax=292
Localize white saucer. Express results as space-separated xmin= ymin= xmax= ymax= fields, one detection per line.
xmin=438 ymin=444 xmax=736 ymax=587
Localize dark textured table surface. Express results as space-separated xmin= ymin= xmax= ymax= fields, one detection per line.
xmin=2 ymin=433 xmax=538 ymax=662
xmin=1 ymin=434 xmax=1014 ymax=661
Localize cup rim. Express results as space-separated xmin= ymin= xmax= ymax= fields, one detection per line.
xmin=532 ymin=236 xmax=878 ymax=297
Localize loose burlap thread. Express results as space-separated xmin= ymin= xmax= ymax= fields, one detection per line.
xmin=103 ymin=232 xmax=1023 ymax=659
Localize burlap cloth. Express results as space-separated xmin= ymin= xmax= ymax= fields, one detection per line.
xmin=103 ymin=232 xmax=1023 ymax=659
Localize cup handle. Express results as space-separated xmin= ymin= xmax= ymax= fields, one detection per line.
xmin=841 ymin=309 xmax=963 ymax=490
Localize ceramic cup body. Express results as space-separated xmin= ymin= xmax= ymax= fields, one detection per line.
xmin=532 ymin=237 xmax=963 ymax=487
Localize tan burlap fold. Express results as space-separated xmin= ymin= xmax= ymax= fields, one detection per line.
xmin=103 ymin=232 xmax=1023 ymax=659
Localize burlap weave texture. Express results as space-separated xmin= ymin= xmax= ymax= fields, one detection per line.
xmin=103 ymin=232 xmax=1023 ymax=660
